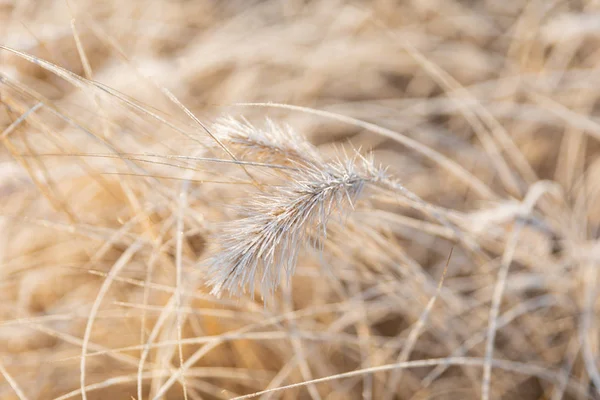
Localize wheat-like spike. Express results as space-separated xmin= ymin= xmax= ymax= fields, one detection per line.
xmin=207 ymin=156 xmax=382 ymax=299
xmin=212 ymin=115 xmax=321 ymax=166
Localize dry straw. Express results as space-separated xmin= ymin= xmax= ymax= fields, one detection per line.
xmin=1 ymin=1 xmax=600 ymax=400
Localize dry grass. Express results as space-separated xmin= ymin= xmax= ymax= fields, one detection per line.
xmin=1 ymin=0 xmax=600 ymax=399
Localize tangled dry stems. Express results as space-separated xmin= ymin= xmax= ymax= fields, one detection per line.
xmin=1 ymin=1 xmax=600 ymax=400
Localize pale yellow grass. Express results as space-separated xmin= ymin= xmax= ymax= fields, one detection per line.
xmin=1 ymin=1 xmax=600 ymax=399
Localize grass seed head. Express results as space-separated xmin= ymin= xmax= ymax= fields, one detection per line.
xmin=206 ymin=119 xmax=385 ymax=299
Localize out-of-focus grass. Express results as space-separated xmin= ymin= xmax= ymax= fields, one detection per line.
xmin=1 ymin=1 xmax=600 ymax=399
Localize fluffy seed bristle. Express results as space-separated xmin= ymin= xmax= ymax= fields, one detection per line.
xmin=211 ymin=116 xmax=321 ymax=166
xmin=206 ymin=119 xmax=384 ymax=298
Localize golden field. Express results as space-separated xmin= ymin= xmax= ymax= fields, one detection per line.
xmin=1 ymin=1 xmax=600 ymax=399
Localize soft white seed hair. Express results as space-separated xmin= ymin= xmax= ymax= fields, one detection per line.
xmin=206 ymin=117 xmax=385 ymax=299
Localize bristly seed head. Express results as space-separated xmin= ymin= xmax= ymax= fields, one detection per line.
xmin=205 ymin=117 xmax=386 ymax=300
xmin=211 ymin=115 xmax=321 ymax=166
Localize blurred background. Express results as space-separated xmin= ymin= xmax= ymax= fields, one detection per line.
xmin=1 ymin=0 xmax=600 ymax=399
